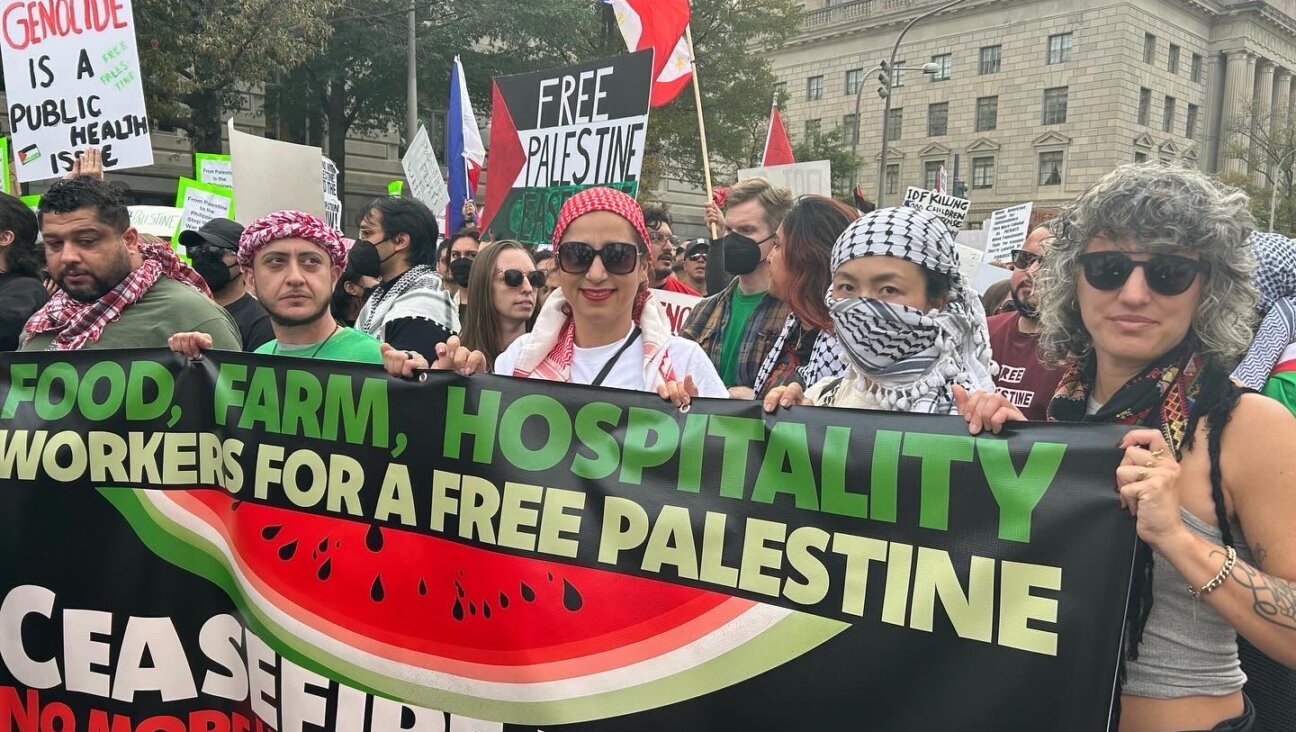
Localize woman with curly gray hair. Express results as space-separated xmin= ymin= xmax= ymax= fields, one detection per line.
xmin=959 ymin=163 xmax=1296 ymax=732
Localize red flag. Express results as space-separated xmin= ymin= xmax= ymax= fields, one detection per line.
xmin=603 ymin=0 xmax=693 ymax=107
xmin=762 ymin=103 xmax=796 ymax=167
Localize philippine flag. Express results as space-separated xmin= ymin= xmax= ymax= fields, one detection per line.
xmin=600 ymin=0 xmax=693 ymax=108
xmin=447 ymin=56 xmax=485 ymax=235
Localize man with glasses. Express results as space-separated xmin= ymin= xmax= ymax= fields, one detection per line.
xmin=641 ymin=202 xmax=700 ymax=296
xmin=986 ymin=224 xmax=1063 ymax=419
xmin=679 ymin=239 xmax=708 ymax=296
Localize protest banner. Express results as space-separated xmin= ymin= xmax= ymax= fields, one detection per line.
xmin=402 ymin=125 xmax=451 ymax=215
xmin=481 ymin=50 xmax=653 ymax=243
xmin=228 ymin=120 xmax=326 ymax=224
xmin=0 ymin=350 xmax=1135 ymax=732
xmin=194 ymin=152 xmax=234 ymax=188
xmin=652 ymin=288 xmax=702 ymax=336
xmin=736 ymin=160 xmax=832 ymax=197
xmin=0 ymin=0 xmax=152 ymax=182
xmin=174 ymin=177 xmax=236 ymax=239
xmin=903 ymin=186 xmax=971 ymax=232
xmin=984 ymin=202 xmax=1035 ymax=263
xmin=322 ymin=156 xmax=342 ymax=233
xmin=128 ymin=205 xmax=184 ymax=238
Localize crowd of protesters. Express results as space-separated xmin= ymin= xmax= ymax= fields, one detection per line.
xmin=1 ymin=156 xmax=1294 ymax=732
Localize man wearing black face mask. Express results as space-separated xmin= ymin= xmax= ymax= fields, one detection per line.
xmin=679 ymin=177 xmax=792 ymax=398
xmin=179 ymin=218 xmax=273 ymax=351
xmin=440 ymin=228 xmax=480 ymax=320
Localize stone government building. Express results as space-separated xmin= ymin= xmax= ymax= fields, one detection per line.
xmin=754 ymin=0 xmax=1296 ymax=226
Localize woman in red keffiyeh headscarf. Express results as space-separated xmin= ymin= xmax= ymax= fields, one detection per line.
xmin=383 ymin=188 xmax=727 ymax=407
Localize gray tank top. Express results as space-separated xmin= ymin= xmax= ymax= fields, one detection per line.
xmin=1123 ymin=508 xmax=1252 ymax=698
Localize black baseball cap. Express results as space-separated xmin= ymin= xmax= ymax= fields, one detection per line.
xmin=684 ymin=239 xmax=710 ymax=258
xmin=178 ymin=218 xmax=245 ymax=252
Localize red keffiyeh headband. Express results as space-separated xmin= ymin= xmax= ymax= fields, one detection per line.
xmin=551 ymin=187 xmax=650 ymax=249
xmin=237 ymin=210 xmax=346 ymax=270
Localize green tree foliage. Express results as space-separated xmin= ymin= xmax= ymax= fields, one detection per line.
xmin=791 ymin=125 xmax=863 ymax=202
xmin=135 ymin=0 xmax=339 ymax=153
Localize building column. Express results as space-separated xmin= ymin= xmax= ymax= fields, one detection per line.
xmin=1222 ymin=52 xmax=1256 ymax=175
xmin=1204 ymin=52 xmax=1227 ymax=171
xmin=1253 ymin=60 xmax=1276 ymax=180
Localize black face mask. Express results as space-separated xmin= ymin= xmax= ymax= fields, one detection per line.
xmin=346 ymin=240 xmax=384 ymax=279
xmin=722 ymin=232 xmax=770 ymax=276
xmin=192 ymin=251 xmax=236 ymax=291
xmin=449 ymin=257 xmax=473 ymax=288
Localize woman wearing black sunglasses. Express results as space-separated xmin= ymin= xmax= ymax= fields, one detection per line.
xmin=456 ymin=240 xmax=541 ymax=368
xmin=959 ymin=164 xmax=1296 ymax=732
xmin=386 ymin=188 xmax=725 ymax=407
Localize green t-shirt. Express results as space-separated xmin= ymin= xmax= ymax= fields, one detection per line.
xmin=254 ymin=326 xmax=384 ymax=365
xmin=718 ymin=288 xmax=765 ymax=387
xmin=20 ymin=278 xmax=241 ymax=351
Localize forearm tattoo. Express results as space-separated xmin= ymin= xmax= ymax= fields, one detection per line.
xmin=1225 ymin=550 xmax=1296 ymax=631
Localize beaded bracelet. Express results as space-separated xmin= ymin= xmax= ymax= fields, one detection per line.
xmin=1188 ymin=545 xmax=1237 ymax=600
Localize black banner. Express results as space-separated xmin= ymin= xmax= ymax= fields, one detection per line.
xmin=0 ymin=350 xmax=1134 ymax=731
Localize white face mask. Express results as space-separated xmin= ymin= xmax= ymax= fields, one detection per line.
xmin=827 ymin=295 xmax=944 ymax=379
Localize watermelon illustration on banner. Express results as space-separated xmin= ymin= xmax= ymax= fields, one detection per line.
xmin=480 ymin=51 xmax=653 ymax=243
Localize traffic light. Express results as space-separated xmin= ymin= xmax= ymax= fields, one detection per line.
xmin=877 ymin=60 xmax=891 ymax=98
xmin=953 ymin=180 xmax=968 ymax=198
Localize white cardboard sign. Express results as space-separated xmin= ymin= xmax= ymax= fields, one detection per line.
xmin=652 ymin=289 xmax=703 ymax=336
xmin=402 ymin=125 xmax=450 ymax=215
xmin=903 ymin=186 xmax=970 ymax=232
xmin=737 ymin=160 xmax=832 ymax=197
xmin=983 ymin=202 xmax=1034 ymax=263
xmin=229 ymin=120 xmax=326 ymax=224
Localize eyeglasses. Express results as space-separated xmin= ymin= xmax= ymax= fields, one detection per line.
xmin=557 ymin=241 xmax=641 ymax=275
xmin=648 ymin=230 xmax=680 ymax=245
xmin=1010 ymin=249 xmax=1041 ymax=270
xmin=1078 ymin=251 xmax=1205 ymax=296
xmin=687 ymin=253 xmax=707 ymax=263
xmin=500 ymin=268 xmax=546 ymax=289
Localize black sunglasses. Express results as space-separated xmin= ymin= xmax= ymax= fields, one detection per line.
xmin=500 ymin=268 xmax=546 ymax=289
xmin=1010 ymin=249 xmax=1041 ymax=270
xmin=687 ymin=252 xmax=707 ymax=262
xmin=1078 ymin=251 xmax=1205 ymax=296
xmin=557 ymin=241 xmax=641 ymax=275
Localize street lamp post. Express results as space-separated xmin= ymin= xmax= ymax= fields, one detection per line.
xmin=849 ymin=65 xmax=882 ymax=187
xmin=876 ymin=0 xmax=976 ymax=208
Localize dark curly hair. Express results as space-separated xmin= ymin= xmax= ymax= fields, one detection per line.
xmin=0 ymin=193 xmax=42 ymax=277
xmin=37 ymin=176 xmax=129 ymax=233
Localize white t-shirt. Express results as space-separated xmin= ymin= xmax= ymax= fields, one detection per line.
xmin=495 ymin=328 xmax=728 ymax=398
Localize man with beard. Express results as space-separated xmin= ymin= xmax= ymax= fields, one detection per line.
xmin=642 ymin=203 xmax=700 ymax=295
xmin=179 ymin=218 xmax=274 ymax=351
xmin=169 ymin=210 xmax=384 ymax=364
xmin=986 ymin=224 xmax=1064 ymax=419
xmin=21 ymin=176 xmax=239 ymax=351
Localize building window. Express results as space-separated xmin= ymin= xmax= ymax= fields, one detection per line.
xmin=886 ymin=164 xmax=900 ymax=195
xmin=1043 ymin=87 xmax=1068 ymax=125
xmin=846 ymin=68 xmax=863 ymax=96
xmin=928 ymin=102 xmax=949 ymax=136
xmin=805 ymin=119 xmax=821 ymax=140
xmin=774 ymin=81 xmax=787 ymax=100
xmin=1047 ymin=33 xmax=1073 ymax=64
xmin=972 ymin=156 xmax=995 ymax=189
xmin=975 ymin=96 xmax=998 ymax=132
xmin=924 ymin=160 xmax=946 ymax=190
xmin=1143 ymin=33 xmax=1156 ymax=64
xmin=1168 ymin=44 xmax=1180 ymax=74
xmin=842 ymin=113 xmax=859 ymax=143
xmin=1135 ymin=151 xmax=1149 ymax=163
xmin=886 ymin=108 xmax=903 ymax=141
xmin=892 ymin=60 xmax=907 ymax=87
xmin=931 ymin=53 xmax=952 ymax=81
xmin=980 ymin=45 xmax=1001 ymax=74
xmin=1039 ymin=151 xmax=1064 ymax=186
xmin=807 ymin=76 xmax=823 ymax=101
xmin=1186 ymin=103 xmax=1199 ymax=139
xmin=1138 ymin=87 xmax=1152 ymax=125
xmin=1191 ymin=53 xmax=1203 ymax=83
xmin=1162 ymin=96 xmax=1175 ymax=133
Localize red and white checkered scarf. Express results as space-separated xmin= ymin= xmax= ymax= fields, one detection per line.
xmin=24 ymin=241 xmax=211 ymax=351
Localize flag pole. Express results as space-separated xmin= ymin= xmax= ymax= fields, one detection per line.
xmin=684 ymin=24 xmax=717 ymax=239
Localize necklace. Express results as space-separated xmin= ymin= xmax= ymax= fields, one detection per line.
xmin=273 ymin=325 xmax=341 ymax=359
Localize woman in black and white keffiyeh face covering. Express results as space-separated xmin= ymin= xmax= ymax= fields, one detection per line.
xmin=763 ymin=206 xmax=995 ymax=414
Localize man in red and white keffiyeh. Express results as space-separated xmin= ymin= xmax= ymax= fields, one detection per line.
xmin=20 ymin=176 xmax=240 ymax=352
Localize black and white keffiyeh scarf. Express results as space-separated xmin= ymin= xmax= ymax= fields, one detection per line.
xmin=356 ymin=264 xmax=460 ymax=340
xmin=826 ymin=207 xmax=996 ymax=414
xmin=752 ymin=313 xmax=847 ymax=395
xmin=1233 ymin=232 xmax=1296 ymax=389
